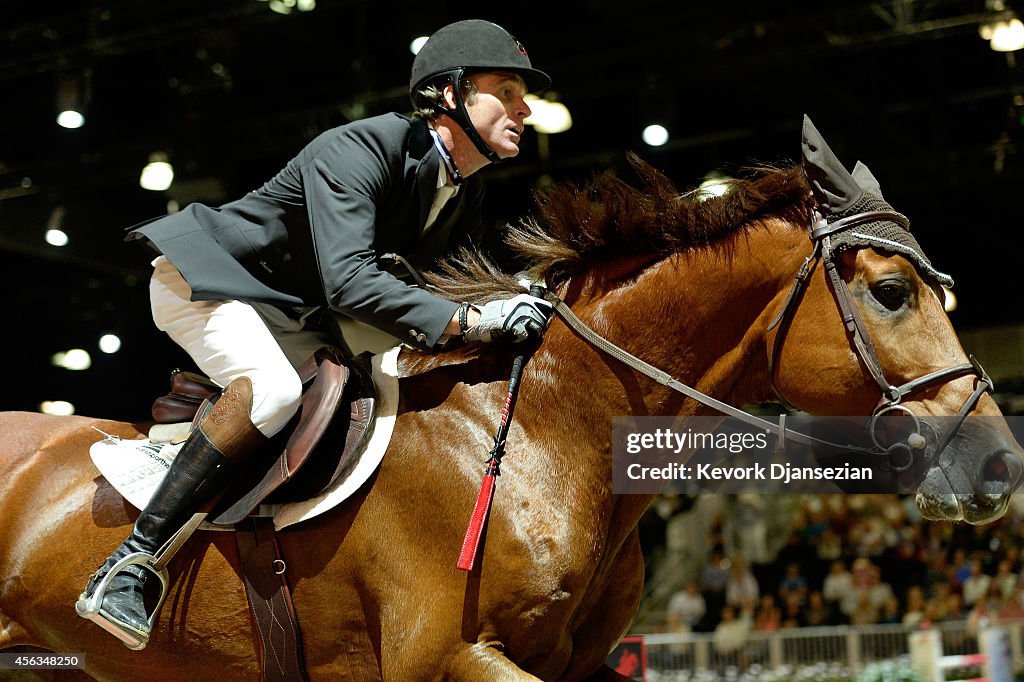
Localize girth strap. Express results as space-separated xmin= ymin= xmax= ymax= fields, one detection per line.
xmin=237 ymin=517 xmax=307 ymax=682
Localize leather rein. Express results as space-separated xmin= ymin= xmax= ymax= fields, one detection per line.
xmin=546 ymin=206 xmax=993 ymax=474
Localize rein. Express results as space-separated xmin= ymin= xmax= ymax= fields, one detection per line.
xmin=548 ymin=207 xmax=993 ymax=475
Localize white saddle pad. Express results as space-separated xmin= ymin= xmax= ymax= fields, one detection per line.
xmin=89 ymin=346 xmax=401 ymax=531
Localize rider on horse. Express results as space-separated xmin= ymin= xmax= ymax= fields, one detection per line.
xmin=77 ymin=18 xmax=553 ymax=648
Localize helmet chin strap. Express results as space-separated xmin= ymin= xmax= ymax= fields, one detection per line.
xmin=430 ymin=68 xmax=503 ymax=165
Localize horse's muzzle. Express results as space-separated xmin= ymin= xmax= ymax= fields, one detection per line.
xmin=917 ymin=445 xmax=1023 ymax=524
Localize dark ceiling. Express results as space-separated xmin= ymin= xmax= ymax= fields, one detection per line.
xmin=3 ymin=0 xmax=1024 ymax=419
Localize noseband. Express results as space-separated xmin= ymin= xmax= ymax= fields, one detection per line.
xmin=547 ymin=205 xmax=993 ymax=476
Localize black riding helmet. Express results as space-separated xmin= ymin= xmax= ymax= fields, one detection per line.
xmin=410 ymin=19 xmax=551 ymax=163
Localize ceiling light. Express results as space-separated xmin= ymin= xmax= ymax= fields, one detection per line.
xmin=55 ymin=70 xmax=90 ymax=129
xmin=524 ymin=95 xmax=573 ymax=134
xmin=99 ymin=334 xmax=122 ymax=354
xmin=51 ymin=348 xmax=92 ymax=371
xmin=45 ymin=229 xmax=69 ymax=246
xmin=698 ymin=172 xmax=733 ymax=199
xmin=642 ymin=124 xmax=670 ymax=147
xmin=990 ymin=18 xmax=1024 ymax=51
xmin=140 ymin=152 xmax=174 ymax=191
xmin=56 ymin=110 xmax=85 ymax=129
xmin=410 ymin=36 xmax=429 ymax=55
xmin=39 ymin=400 xmax=75 ymax=416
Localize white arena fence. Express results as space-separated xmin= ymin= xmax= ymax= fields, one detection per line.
xmin=638 ymin=618 xmax=1024 ymax=681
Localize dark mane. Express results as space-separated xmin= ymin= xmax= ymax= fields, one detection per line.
xmin=427 ymin=154 xmax=812 ymax=301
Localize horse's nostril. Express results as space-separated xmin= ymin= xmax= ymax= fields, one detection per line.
xmin=983 ymin=452 xmax=1014 ymax=483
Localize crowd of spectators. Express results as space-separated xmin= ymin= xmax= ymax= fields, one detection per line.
xmin=664 ymin=494 xmax=1024 ymax=651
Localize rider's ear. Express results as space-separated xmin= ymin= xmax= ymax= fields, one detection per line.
xmin=851 ymin=161 xmax=884 ymax=199
xmin=442 ymin=83 xmax=458 ymax=110
xmin=800 ymin=115 xmax=864 ymax=216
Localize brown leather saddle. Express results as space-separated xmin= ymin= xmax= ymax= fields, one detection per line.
xmin=147 ymin=346 xmax=378 ymax=682
xmin=152 ymin=346 xmax=377 ymax=524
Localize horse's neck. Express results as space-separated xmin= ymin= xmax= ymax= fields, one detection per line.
xmin=537 ymin=221 xmax=806 ymax=419
xmin=515 ymin=220 xmax=808 ymax=535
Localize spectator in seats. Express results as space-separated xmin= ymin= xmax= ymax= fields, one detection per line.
xmin=815 ymin=528 xmax=843 ymax=563
xmin=754 ymin=594 xmax=781 ymax=632
xmin=778 ymin=561 xmax=809 ymax=606
xmin=942 ymin=592 xmax=965 ymax=622
xmin=903 ymin=586 xmax=928 ymax=628
xmin=849 ymin=592 xmax=879 ymax=625
xmin=951 ymin=549 xmax=972 ymax=586
xmin=823 ymin=559 xmax=853 ymax=607
xmin=841 ymin=558 xmax=894 ymax=620
xmin=803 ymin=590 xmax=834 ymax=627
xmin=998 ymin=584 xmax=1024 ymax=619
xmin=725 ymin=554 xmax=759 ymax=608
xmin=666 ymin=581 xmax=706 ymax=633
xmin=701 ymin=546 xmax=730 ymax=627
xmin=780 ymin=592 xmax=805 ymax=629
xmin=962 ymin=558 xmax=992 ymax=607
xmin=967 ymin=592 xmax=997 ymax=636
xmin=879 ymin=596 xmax=902 ymax=624
xmin=733 ymin=494 xmax=769 ymax=564
xmin=713 ymin=603 xmax=753 ymax=655
xmin=992 ymin=558 xmax=1017 ymax=599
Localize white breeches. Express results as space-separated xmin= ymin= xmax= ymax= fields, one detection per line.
xmin=149 ymin=256 xmax=332 ymax=437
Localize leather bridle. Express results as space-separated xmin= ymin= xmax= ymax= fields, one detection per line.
xmin=546 ymin=206 xmax=993 ymax=475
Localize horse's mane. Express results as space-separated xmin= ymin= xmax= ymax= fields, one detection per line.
xmin=427 ymin=154 xmax=813 ymax=302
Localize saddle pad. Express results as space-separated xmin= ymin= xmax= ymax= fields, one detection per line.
xmin=89 ymin=346 xmax=401 ymax=531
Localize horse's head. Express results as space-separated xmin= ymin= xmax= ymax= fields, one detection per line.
xmin=771 ymin=116 xmax=1023 ymax=524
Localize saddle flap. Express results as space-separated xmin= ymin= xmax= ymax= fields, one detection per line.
xmin=211 ymin=347 xmax=375 ymax=526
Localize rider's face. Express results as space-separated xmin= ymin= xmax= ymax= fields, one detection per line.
xmin=461 ymin=72 xmax=532 ymax=159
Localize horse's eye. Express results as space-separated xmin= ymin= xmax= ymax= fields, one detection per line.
xmin=871 ymin=281 xmax=909 ymax=311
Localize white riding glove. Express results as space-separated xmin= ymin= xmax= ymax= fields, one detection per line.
xmin=463 ymin=294 xmax=553 ymax=343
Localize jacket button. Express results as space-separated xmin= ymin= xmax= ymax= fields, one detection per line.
xmin=416 ymin=333 xmax=426 ymax=344
xmin=408 ymin=329 xmax=417 ymax=338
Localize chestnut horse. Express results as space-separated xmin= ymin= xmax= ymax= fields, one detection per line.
xmin=1 ymin=140 xmax=1021 ymax=679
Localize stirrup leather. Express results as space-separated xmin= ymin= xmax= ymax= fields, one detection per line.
xmin=74 ymin=551 xmax=169 ymax=650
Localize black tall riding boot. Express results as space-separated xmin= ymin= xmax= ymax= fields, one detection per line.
xmin=78 ymin=377 xmax=267 ymax=646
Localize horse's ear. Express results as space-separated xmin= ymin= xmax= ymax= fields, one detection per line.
xmin=851 ymin=161 xmax=885 ymax=198
xmin=801 ymin=115 xmax=864 ymax=216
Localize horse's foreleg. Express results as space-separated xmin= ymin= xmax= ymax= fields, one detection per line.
xmin=443 ymin=642 xmax=543 ymax=681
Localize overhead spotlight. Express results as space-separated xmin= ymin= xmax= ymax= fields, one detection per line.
xmin=45 ymin=229 xmax=69 ymax=247
xmin=51 ymin=348 xmax=92 ymax=371
xmin=698 ymin=172 xmax=733 ymax=199
xmin=55 ymin=70 xmax=91 ymax=129
xmin=45 ymin=205 xmax=68 ymax=246
xmin=99 ymin=334 xmax=122 ymax=354
xmin=642 ymin=124 xmax=670 ymax=147
xmin=39 ymin=400 xmax=75 ymax=416
xmin=524 ymin=95 xmax=573 ymax=134
xmin=410 ymin=36 xmax=429 ymax=55
xmin=990 ymin=18 xmax=1024 ymax=51
xmin=140 ymin=152 xmax=174 ymax=191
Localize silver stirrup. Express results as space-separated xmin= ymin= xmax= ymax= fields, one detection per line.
xmin=74 ymin=551 xmax=169 ymax=650
xmin=75 ymin=512 xmax=207 ymax=649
